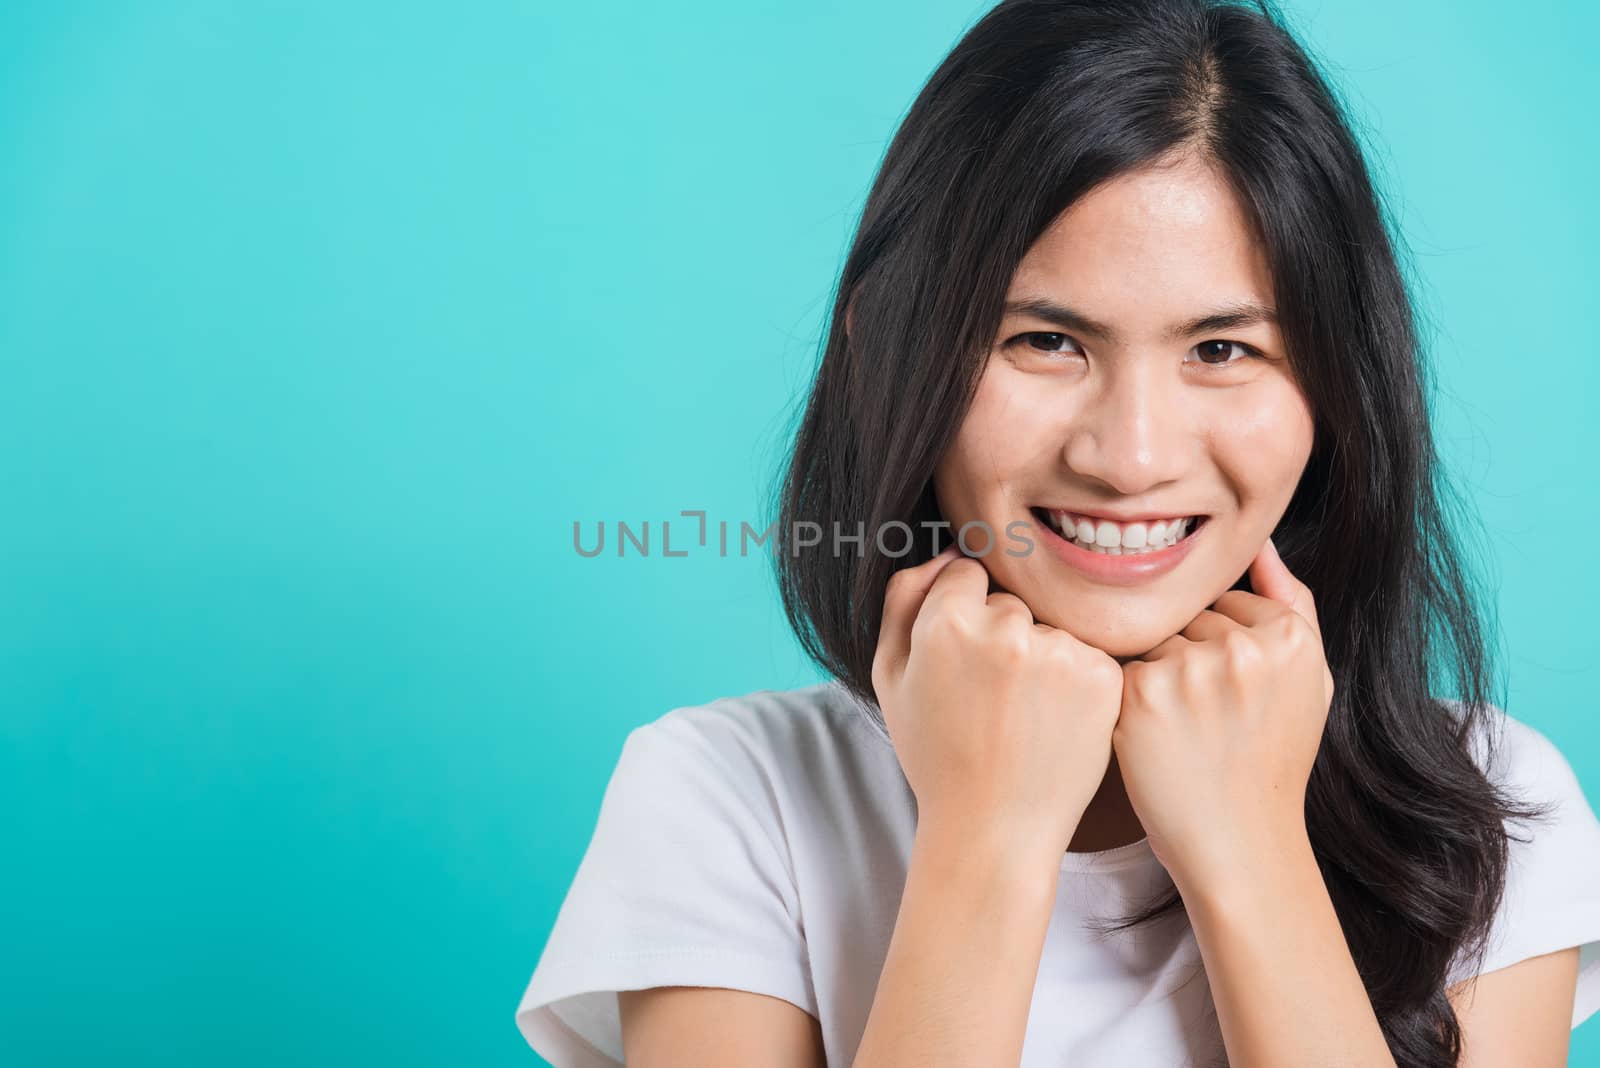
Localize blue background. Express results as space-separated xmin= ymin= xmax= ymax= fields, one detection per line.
xmin=1 ymin=1 xmax=1595 ymax=1064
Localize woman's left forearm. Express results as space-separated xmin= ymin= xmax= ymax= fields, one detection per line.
xmin=1177 ymin=827 xmax=1398 ymax=1068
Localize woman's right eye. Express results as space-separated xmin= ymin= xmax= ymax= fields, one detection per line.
xmin=1009 ymin=331 xmax=1084 ymax=355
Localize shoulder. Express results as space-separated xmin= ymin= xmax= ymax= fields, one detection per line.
xmin=632 ymin=678 xmax=895 ymax=790
xmin=621 ymin=679 xmax=911 ymax=878
xmin=513 ymin=683 xmax=868 ymax=1060
xmin=1443 ymin=697 xmax=1588 ymax=815
xmin=1439 ymin=698 xmax=1600 ymax=1027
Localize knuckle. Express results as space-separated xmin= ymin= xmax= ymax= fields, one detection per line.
xmin=1039 ymin=632 xmax=1078 ymax=666
xmin=924 ymin=606 xmax=971 ymax=642
xmin=987 ymin=620 xmax=1032 ymax=664
xmin=985 ymin=591 xmax=1030 ymax=617
xmin=882 ymin=570 xmax=913 ymax=603
xmin=1087 ymin=655 xmax=1123 ymax=692
xmin=1221 ymin=629 xmax=1261 ymax=668
xmin=1271 ymin=611 xmax=1304 ymax=643
xmin=946 ymin=557 xmax=985 ymax=580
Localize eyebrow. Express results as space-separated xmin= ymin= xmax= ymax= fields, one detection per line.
xmin=1001 ymin=296 xmax=1279 ymax=345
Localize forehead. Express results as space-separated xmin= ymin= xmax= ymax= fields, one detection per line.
xmin=1008 ymin=157 xmax=1275 ymax=318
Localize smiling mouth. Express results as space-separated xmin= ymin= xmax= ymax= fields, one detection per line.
xmin=1029 ymin=507 xmax=1210 ymax=556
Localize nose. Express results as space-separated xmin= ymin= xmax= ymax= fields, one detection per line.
xmin=1061 ymin=361 xmax=1191 ymax=495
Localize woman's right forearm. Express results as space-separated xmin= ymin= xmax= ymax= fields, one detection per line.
xmin=849 ymin=815 xmax=1064 ymax=1068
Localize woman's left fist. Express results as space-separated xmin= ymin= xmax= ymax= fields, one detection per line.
xmin=1114 ymin=536 xmax=1334 ymax=891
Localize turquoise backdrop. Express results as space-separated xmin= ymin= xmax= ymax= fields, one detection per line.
xmin=2 ymin=1 xmax=1595 ymax=1065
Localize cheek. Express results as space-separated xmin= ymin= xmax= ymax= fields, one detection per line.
xmin=937 ymin=370 xmax=1053 ymax=493
xmin=1213 ymin=386 xmax=1315 ymax=502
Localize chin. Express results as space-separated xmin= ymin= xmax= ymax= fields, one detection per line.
xmin=1073 ymin=625 xmax=1172 ymax=661
xmin=1027 ymin=605 xmax=1182 ymax=661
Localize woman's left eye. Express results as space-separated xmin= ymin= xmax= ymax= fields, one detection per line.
xmin=1189 ymin=339 xmax=1261 ymax=366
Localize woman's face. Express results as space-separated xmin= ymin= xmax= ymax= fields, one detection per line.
xmin=931 ymin=155 xmax=1315 ymax=659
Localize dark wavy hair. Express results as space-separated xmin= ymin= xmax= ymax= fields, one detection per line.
xmin=768 ymin=1 xmax=1554 ymax=1064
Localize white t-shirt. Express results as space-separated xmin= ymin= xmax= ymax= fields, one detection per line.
xmin=515 ymin=680 xmax=1600 ymax=1067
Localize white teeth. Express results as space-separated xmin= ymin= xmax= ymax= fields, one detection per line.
xmin=1044 ymin=510 xmax=1199 ymax=555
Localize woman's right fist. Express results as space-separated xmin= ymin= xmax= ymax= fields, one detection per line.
xmin=870 ymin=546 xmax=1125 ymax=863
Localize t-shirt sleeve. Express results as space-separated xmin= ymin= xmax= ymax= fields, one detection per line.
xmin=514 ymin=716 xmax=817 ymax=1067
xmin=1446 ymin=711 xmax=1600 ymax=1030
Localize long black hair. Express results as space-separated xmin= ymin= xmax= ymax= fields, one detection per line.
xmin=769 ymin=1 xmax=1553 ymax=1063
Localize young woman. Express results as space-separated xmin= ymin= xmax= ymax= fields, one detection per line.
xmin=516 ymin=1 xmax=1600 ymax=1064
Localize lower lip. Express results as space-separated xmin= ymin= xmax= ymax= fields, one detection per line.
xmin=1032 ymin=511 xmax=1207 ymax=587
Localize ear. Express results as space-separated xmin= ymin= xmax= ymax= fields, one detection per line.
xmin=843 ymin=289 xmax=858 ymax=347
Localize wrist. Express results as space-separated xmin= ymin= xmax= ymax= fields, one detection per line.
xmin=1174 ymin=821 xmax=1318 ymax=915
xmin=913 ymin=806 xmax=1074 ymax=885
